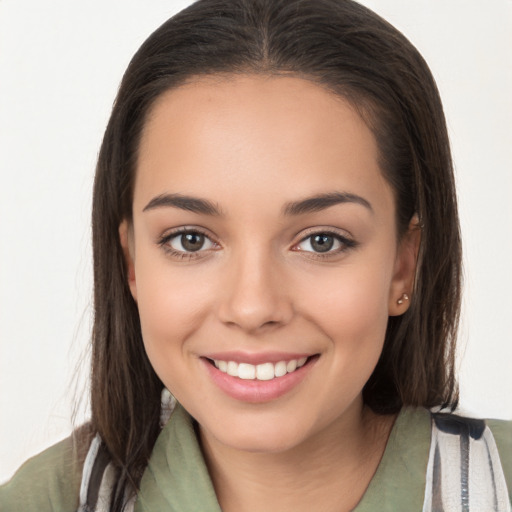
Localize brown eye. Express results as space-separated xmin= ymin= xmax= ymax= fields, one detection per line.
xmin=181 ymin=233 xmax=205 ymax=252
xmin=166 ymin=231 xmax=216 ymax=253
xmin=294 ymin=231 xmax=357 ymax=257
xmin=297 ymin=233 xmax=339 ymax=253
xmin=310 ymin=234 xmax=334 ymax=253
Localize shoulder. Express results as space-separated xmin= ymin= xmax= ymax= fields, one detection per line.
xmin=0 ymin=428 xmax=89 ymax=512
xmin=487 ymin=417 xmax=512 ymax=495
xmin=427 ymin=411 xmax=511 ymax=507
xmin=431 ymin=413 xmax=511 ymax=479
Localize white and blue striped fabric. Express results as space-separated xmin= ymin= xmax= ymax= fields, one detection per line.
xmin=423 ymin=413 xmax=510 ymax=512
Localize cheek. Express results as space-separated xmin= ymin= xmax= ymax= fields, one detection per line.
xmin=297 ymin=263 xmax=392 ymax=387
xmin=298 ymin=262 xmax=392 ymax=336
xmin=133 ymin=253 xmax=214 ymax=369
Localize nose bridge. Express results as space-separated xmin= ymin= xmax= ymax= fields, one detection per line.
xmin=218 ymin=241 xmax=292 ymax=332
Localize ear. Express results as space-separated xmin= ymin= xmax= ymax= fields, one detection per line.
xmin=119 ymin=220 xmax=137 ymax=301
xmin=388 ymin=215 xmax=421 ymax=316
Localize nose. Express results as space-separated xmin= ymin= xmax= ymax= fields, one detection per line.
xmin=217 ymin=248 xmax=294 ymax=334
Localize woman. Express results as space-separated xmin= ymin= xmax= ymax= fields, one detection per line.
xmin=1 ymin=0 xmax=510 ymax=510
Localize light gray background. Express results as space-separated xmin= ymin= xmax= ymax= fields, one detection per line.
xmin=1 ymin=0 xmax=511 ymax=483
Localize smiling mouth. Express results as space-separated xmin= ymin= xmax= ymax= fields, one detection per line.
xmin=206 ymin=356 xmax=316 ymax=381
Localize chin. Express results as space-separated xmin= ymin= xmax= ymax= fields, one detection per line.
xmin=197 ymin=407 xmax=319 ymax=455
xmin=210 ymin=427 xmax=306 ymax=454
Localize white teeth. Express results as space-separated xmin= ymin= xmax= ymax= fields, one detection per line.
xmin=256 ymin=362 xmax=275 ymax=381
xmin=227 ymin=361 xmax=238 ymax=377
xmin=286 ymin=359 xmax=297 ymax=373
xmin=238 ymin=363 xmax=256 ymax=380
xmin=274 ymin=361 xmax=287 ymax=377
xmin=213 ymin=357 xmax=310 ymax=380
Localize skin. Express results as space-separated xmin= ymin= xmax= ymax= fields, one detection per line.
xmin=120 ymin=74 xmax=420 ymax=511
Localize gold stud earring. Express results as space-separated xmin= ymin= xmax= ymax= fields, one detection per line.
xmin=397 ymin=293 xmax=409 ymax=305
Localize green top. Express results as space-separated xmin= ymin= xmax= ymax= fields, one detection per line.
xmin=1 ymin=405 xmax=511 ymax=511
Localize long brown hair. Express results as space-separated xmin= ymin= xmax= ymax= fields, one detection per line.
xmin=89 ymin=0 xmax=461 ymax=507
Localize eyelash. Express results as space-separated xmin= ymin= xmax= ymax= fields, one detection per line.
xmin=158 ymin=227 xmax=218 ymax=261
xmin=292 ymin=229 xmax=358 ymax=259
xmin=157 ymin=227 xmax=358 ymax=261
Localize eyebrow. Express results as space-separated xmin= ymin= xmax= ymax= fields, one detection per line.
xmin=142 ymin=191 xmax=373 ymax=216
xmin=282 ymin=192 xmax=373 ymax=216
xmin=143 ymin=193 xmax=223 ymax=216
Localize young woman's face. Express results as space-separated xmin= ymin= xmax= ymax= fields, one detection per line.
xmin=122 ymin=75 xmax=416 ymax=453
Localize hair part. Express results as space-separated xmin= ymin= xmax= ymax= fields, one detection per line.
xmin=89 ymin=0 xmax=462 ymax=507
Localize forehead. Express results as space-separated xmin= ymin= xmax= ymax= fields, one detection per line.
xmin=134 ymin=74 xmax=392 ymax=217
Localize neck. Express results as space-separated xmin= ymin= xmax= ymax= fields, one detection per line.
xmin=199 ymin=402 xmax=397 ymax=512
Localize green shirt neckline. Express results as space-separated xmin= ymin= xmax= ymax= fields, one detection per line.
xmin=135 ymin=405 xmax=432 ymax=511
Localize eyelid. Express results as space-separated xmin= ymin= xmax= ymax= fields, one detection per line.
xmin=156 ymin=225 xmax=357 ymax=261
xmin=291 ymin=227 xmax=358 ymax=256
xmin=157 ymin=226 xmax=219 ymax=259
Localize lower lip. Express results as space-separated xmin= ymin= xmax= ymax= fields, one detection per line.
xmin=201 ymin=357 xmax=318 ymax=403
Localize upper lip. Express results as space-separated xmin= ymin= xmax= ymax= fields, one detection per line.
xmin=201 ymin=351 xmax=315 ymax=365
